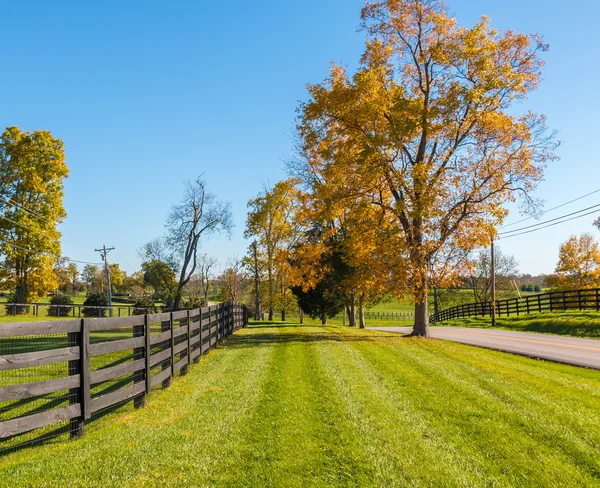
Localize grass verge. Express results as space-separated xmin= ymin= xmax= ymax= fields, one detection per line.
xmin=1 ymin=322 xmax=599 ymax=487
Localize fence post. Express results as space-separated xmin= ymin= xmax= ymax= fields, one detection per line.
xmin=187 ymin=310 xmax=192 ymax=365
xmin=578 ymin=290 xmax=582 ymax=311
xmin=170 ymin=312 xmax=175 ymax=378
xmin=133 ymin=318 xmax=145 ymax=408
xmin=69 ymin=318 xmax=90 ymax=438
xmin=144 ymin=314 xmax=151 ymax=394
xmin=161 ymin=315 xmax=172 ymax=389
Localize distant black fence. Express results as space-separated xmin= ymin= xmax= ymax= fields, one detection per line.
xmin=2 ymin=302 xmax=155 ymax=318
xmin=336 ymin=311 xmax=414 ymax=323
xmin=430 ymin=288 xmax=600 ymax=323
xmin=0 ymin=302 xmax=248 ymax=455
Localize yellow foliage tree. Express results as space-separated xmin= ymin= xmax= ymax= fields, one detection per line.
xmin=555 ymin=234 xmax=600 ymax=289
xmin=297 ymin=0 xmax=557 ymax=336
xmin=245 ymin=178 xmax=303 ymax=321
xmin=0 ymin=127 xmax=68 ymax=302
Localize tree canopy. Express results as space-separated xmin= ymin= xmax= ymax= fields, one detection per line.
xmin=297 ymin=0 xmax=557 ymax=335
xmin=0 ymin=126 xmax=69 ymax=302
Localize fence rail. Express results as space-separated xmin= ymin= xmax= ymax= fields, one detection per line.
xmin=1 ymin=302 xmax=157 ymax=318
xmin=430 ymin=288 xmax=600 ymax=323
xmin=0 ymin=302 xmax=248 ymax=454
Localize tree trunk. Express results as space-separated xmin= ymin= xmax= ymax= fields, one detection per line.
xmin=321 ymin=312 xmax=327 ymax=325
xmin=358 ymin=295 xmax=365 ymax=329
xmin=281 ymin=309 xmax=286 ymax=321
xmin=413 ymin=301 xmax=429 ymax=336
xmin=268 ymin=308 xmax=274 ymax=321
xmin=15 ymin=284 xmax=27 ymax=304
xmin=346 ymin=293 xmax=357 ymax=327
xmin=173 ymin=286 xmax=183 ymax=311
xmin=299 ymin=309 xmax=304 ymax=324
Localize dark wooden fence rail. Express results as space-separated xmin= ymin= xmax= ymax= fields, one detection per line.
xmin=430 ymin=288 xmax=600 ymax=323
xmin=0 ymin=302 xmax=248 ymax=446
xmin=2 ymin=302 xmax=156 ymax=318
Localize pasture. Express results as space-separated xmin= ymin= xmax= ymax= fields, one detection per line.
xmin=1 ymin=322 xmax=599 ymax=487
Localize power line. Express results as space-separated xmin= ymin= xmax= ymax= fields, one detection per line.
xmin=500 ymin=188 xmax=600 ymax=229
xmin=0 ymin=196 xmax=94 ymax=249
xmin=499 ymin=208 xmax=600 ymax=240
xmin=1 ymin=241 xmax=102 ymax=265
xmin=498 ymin=203 xmax=600 ymax=236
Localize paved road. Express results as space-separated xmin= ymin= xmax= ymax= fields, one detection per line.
xmin=369 ymin=327 xmax=600 ymax=370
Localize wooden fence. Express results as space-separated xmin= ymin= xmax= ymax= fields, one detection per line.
xmin=430 ymin=288 xmax=600 ymax=323
xmin=0 ymin=302 xmax=248 ymax=450
xmin=2 ymin=302 xmax=155 ymax=318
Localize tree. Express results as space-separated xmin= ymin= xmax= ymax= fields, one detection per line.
xmin=82 ymin=264 xmax=101 ymax=293
xmin=245 ymin=179 xmax=302 ymax=321
xmin=198 ymin=254 xmax=217 ymax=304
xmin=297 ymin=0 xmax=557 ymax=336
xmin=467 ymin=247 xmax=519 ymax=303
xmin=218 ymin=257 xmax=246 ymax=303
xmin=162 ymin=176 xmax=232 ymax=310
xmin=108 ymin=263 xmax=123 ymax=293
xmin=555 ymin=234 xmax=600 ymax=289
xmin=0 ymin=127 xmax=69 ymax=303
xmin=290 ymin=229 xmax=352 ymax=325
xmin=141 ymin=259 xmax=177 ymax=308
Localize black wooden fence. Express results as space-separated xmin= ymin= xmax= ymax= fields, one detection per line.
xmin=0 ymin=302 xmax=248 ymax=454
xmin=2 ymin=302 xmax=155 ymax=318
xmin=430 ymin=288 xmax=600 ymax=323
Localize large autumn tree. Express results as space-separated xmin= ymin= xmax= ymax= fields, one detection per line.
xmin=298 ymin=0 xmax=557 ymax=336
xmin=0 ymin=127 xmax=69 ymax=303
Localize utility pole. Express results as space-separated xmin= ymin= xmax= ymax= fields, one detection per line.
xmin=95 ymin=245 xmax=115 ymax=317
xmin=491 ymin=237 xmax=496 ymax=327
xmin=252 ymin=240 xmax=261 ymax=321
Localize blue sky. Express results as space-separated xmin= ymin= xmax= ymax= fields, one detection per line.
xmin=1 ymin=0 xmax=599 ymax=276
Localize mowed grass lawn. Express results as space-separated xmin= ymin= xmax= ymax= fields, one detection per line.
xmin=433 ymin=311 xmax=600 ymax=339
xmin=1 ymin=323 xmax=600 ymax=487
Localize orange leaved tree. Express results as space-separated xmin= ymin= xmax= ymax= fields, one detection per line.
xmin=555 ymin=234 xmax=600 ymax=289
xmin=297 ymin=0 xmax=558 ymax=336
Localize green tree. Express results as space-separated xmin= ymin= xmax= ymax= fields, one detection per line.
xmin=0 ymin=127 xmax=69 ymax=303
xmin=141 ymin=259 xmax=177 ymax=308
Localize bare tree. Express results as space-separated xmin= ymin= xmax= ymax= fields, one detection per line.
xmin=468 ymin=248 xmax=520 ymax=303
xmin=198 ymin=254 xmax=218 ymax=304
xmin=219 ymin=257 xmax=246 ymax=303
xmin=166 ymin=176 xmax=232 ymax=310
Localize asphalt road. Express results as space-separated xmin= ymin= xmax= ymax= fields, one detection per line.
xmin=369 ymin=326 xmax=600 ymax=370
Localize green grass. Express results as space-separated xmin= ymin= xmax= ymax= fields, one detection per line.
xmin=366 ymin=298 xmax=414 ymax=314
xmin=1 ymin=322 xmax=599 ymax=487
xmin=434 ymin=311 xmax=600 ymax=339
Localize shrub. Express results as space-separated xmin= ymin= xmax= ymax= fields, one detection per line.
xmin=132 ymin=296 xmax=157 ymax=315
xmin=183 ymin=297 xmax=207 ymax=310
xmin=82 ymin=293 xmax=109 ymax=317
xmin=48 ymin=294 xmax=74 ymax=317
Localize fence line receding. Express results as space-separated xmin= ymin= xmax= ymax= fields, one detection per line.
xmin=0 ymin=302 xmax=248 ymax=455
xmin=430 ymin=288 xmax=600 ymax=323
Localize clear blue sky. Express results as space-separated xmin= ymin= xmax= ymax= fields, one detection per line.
xmin=1 ymin=0 xmax=599 ymax=276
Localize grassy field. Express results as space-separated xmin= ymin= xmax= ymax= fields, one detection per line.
xmin=433 ymin=311 xmax=600 ymax=339
xmin=1 ymin=322 xmax=599 ymax=487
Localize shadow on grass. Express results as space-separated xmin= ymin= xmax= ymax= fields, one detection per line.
xmin=226 ymin=324 xmax=408 ymax=349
